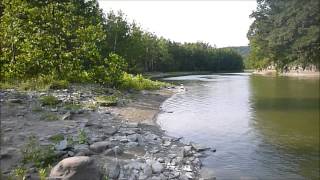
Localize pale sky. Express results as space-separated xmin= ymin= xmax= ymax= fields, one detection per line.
xmin=98 ymin=1 xmax=257 ymax=48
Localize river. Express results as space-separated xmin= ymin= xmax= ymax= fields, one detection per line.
xmin=157 ymin=73 xmax=319 ymax=179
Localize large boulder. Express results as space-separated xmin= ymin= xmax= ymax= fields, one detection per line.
xmin=49 ymin=156 xmax=101 ymax=180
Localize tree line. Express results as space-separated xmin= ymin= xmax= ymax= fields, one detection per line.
xmin=0 ymin=0 xmax=243 ymax=85
xmin=247 ymin=0 xmax=320 ymax=71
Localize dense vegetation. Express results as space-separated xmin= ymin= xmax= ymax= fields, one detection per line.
xmin=247 ymin=0 xmax=320 ymax=71
xmin=223 ymin=46 xmax=250 ymax=68
xmin=0 ymin=0 xmax=243 ymax=88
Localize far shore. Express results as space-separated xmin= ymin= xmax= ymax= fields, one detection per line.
xmin=252 ymin=69 xmax=320 ymax=78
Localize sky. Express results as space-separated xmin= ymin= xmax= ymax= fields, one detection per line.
xmin=98 ymin=1 xmax=257 ymax=48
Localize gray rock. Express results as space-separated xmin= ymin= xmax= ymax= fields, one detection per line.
xmin=104 ymin=146 xmax=123 ymax=156
xmin=105 ymin=127 xmax=117 ymax=135
xmin=127 ymin=142 xmax=139 ymax=148
xmin=49 ymin=156 xmax=101 ymax=180
xmin=61 ymin=112 xmax=71 ymax=120
xmin=8 ymin=98 xmax=22 ymax=103
xmin=144 ymin=133 xmax=158 ymax=141
xmin=151 ymin=161 xmax=164 ymax=174
xmin=142 ymin=165 xmax=153 ymax=177
xmin=89 ymin=141 xmax=111 ymax=153
xmin=108 ymin=162 xmax=121 ymax=179
xmin=191 ymin=143 xmax=210 ymax=152
xmin=55 ymin=140 xmax=68 ymax=151
xmin=127 ymin=134 xmax=138 ymax=142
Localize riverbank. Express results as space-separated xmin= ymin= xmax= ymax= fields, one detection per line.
xmin=252 ymin=69 xmax=320 ymax=77
xmin=0 ymin=85 xmax=214 ymax=179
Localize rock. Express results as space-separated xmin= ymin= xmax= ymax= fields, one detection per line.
xmin=55 ymin=140 xmax=68 ymax=151
xmin=200 ymin=168 xmax=216 ymax=180
xmin=104 ymin=146 xmax=123 ymax=156
xmin=105 ymin=127 xmax=117 ymax=135
xmin=61 ymin=112 xmax=71 ymax=120
xmin=183 ymin=146 xmax=193 ymax=157
xmin=157 ymin=158 xmax=165 ymax=163
xmin=8 ymin=98 xmax=22 ymax=103
xmin=0 ymin=148 xmax=16 ymax=159
xmin=191 ymin=143 xmax=210 ymax=152
xmin=127 ymin=142 xmax=139 ymax=148
xmin=127 ymin=134 xmax=138 ymax=142
xmin=68 ymin=151 xmax=75 ymax=157
xmin=151 ymin=161 xmax=164 ymax=174
xmin=183 ymin=165 xmax=193 ymax=172
xmin=49 ymin=156 xmax=101 ymax=180
xmin=89 ymin=141 xmax=111 ymax=153
xmin=144 ymin=133 xmax=158 ymax=141
xmin=163 ymin=141 xmax=171 ymax=147
xmin=108 ymin=162 xmax=121 ymax=179
xmin=142 ymin=165 xmax=153 ymax=177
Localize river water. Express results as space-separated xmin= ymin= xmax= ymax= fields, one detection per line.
xmin=157 ymin=73 xmax=319 ymax=179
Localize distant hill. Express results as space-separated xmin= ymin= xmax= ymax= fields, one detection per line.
xmin=222 ymin=46 xmax=250 ymax=59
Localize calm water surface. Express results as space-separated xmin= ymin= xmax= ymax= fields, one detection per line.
xmin=157 ymin=73 xmax=319 ymax=179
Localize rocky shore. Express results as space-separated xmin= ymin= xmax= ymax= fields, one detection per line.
xmin=0 ymin=85 xmax=215 ymax=179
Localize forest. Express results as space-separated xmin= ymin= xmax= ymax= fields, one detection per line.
xmin=247 ymin=0 xmax=320 ymax=71
xmin=0 ymin=0 xmax=243 ymax=88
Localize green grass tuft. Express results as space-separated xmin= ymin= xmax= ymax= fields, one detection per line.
xmin=95 ymin=95 xmax=118 ymax=106
xmin=40 ymin=95 xmax=60 ymax=106
xmin=49 ymin=80 xmax=69 ymax=90
xmin=49 ymin=134 xmax=65 ymax=143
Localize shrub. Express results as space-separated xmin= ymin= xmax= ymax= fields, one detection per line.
xmin=40 ymin=112 xmax=59 ymax=121
xmin=49 ymin=80 xmax=69 ymax=90
xmin=78 ymin=129 xmax=88 ymax=144
xmin=40 ymin=95 xmax=60 ymax=106
xmin=120 ymin=73 xmax=169 ymax=90
xmin=64 ymin=103 xmax=82 ymax=111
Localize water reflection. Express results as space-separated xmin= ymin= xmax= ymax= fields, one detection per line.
xmin=158 ymin=73 xmax=319 ymax=179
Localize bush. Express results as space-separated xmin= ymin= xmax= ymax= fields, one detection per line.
xmin=49 ymin=80 xmax=69 ymax=90
xmin=120 ymin=73 xmax=169 ymax=90
xmin=40 ymin=95 xmax=60 ymax=106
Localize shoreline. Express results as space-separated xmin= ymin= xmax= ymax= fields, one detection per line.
xmin=0 ymin=85 xmax=213 ymax=179
xmin=252 ymin=69 xmax=320 ymax=77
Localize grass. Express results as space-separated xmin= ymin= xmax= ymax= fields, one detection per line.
xmin=64 ymin=103 xmax=82 ymax=111
xmin=120 ymin=73 xmax=170 ymax=90
xmin=95 ymin=95 xmax=118 ymax=106
xmin=49 ymin=80 xmax=69 ymax=90
xmin=40 ymin=95 xmax=60 ymax=106
xmin=49 ymin=134 xmax=64 ymax=143
xmin=21 ymin=136 xmax=57 ymax=169
xmin=78 ymin=129 xmax=88 ymax=144
xmin=40 ymin=112 xmax=59 ymax=121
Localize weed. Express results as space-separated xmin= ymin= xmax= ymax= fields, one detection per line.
xmin=32 ymin=105 xmax=43 ymax=112
xmin=12 ymin=166 xmax=27 ymax=180
xmin=21 ymin=136 xmax=57 ymax=168
xmin=49 ymin=134 xmax=64 ymax=143
xmin=78 ymin=129 xmax=88 ymax=144
xmin=95 ymin=95 xmax=118 ymax=106
xmin=40 ymin=95 xmax=60 ymax=106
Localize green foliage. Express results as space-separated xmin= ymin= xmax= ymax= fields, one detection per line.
xmin=95 ymin=95 xmax=118 ymax=106
xmin=120 ymin=73 xmax=169 ymax=90
xmin=12 ymin=167 xmax=27 ymax=180
xmin=248 ymin=0 xmax=320 ymax=71
xmin=40 ymin=96 xmax=59 ymax=106
xmin=78 ymin=129 xmax=88 ymax=144
xmin=49 ymin=80 xmax=69 ymax=90
xmin=49 ymin=134 xmax=64 ymax=143
xmin=21 ymin=136 xmax=57 ymax=168
xmin=38 ymin=168 xmax=48 ymax=180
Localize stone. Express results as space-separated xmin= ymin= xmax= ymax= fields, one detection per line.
xmin=157 ymin=158 xmax=165 ymax=163
xmin=191 ymin=143 xmax=210 ymax=152
xmin=144 ymin=133 xmax=158 ymax=141
xmin=55 ymin=140 xmax=68 ymax=151
xmin=127 ymin=134 xmax=138 ymax=142
xmin=183 ymin=165 xmax=193 ymax=172
xmin=104 ymin=146 xmax=123 ymax=156
xmin=61 ymin=112 xmax=71 ymax=120
xmin=105 ymin=127 xmax=117 ymax=135
xmin=127 ymin=142 xmax=139 ymax=148
xmin=89 ymin=141 xmax=111 ymax=153
xmin=151 ymin=161 xmax=164 ymax=174
xmin=183 ymin=146 xmax=193 ymax=157
xmin=143 ymin=165 xmax=153 ymax=177
xmin=49 ymin=156 xmax=101 ymax=180
xmin=8 ymin=98 xmax=22 ymax=103
xmin=108 ymin=162 xmax=121 ymax=179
